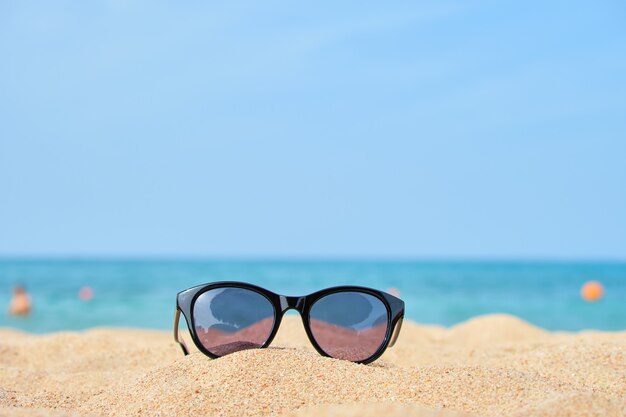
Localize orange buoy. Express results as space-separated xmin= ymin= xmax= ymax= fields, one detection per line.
xmin=387 ymin=287 xmax=401 ymax=298
xmin=581 ymin=281 xmax=604 ymax=302
xmin=79 ymin=286 xmax=94 ymax=301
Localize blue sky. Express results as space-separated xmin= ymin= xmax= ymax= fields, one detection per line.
xmin=1 ymin=1 xmax=625 ymax=259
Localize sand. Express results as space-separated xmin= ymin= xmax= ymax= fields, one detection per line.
xmin=0 ymin=314 xmax=624 ymax=417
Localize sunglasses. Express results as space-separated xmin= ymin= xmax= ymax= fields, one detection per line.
xmin=174 ymin=282 xmax=405 ymax=364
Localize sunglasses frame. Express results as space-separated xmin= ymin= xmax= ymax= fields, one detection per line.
xmin=174 ymin=281 xmax=405 ymax=364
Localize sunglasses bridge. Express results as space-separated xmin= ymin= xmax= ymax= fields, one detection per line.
xmin=279 ymin=295 xmax=306 ymax=313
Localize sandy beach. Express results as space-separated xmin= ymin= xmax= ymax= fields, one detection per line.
xmin=1 ymin=314 xmax=624 ymax=417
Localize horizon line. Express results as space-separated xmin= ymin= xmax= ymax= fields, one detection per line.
xmin=0 ymin=254 xmax=625 ymax=264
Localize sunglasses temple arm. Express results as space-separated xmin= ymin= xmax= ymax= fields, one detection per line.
xmin=173 ymin=309 xmax=190 ymax=355
xmin=388 ymin=317 xmax=403 ymax=348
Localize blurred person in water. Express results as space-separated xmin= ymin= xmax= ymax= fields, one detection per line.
xmin=9 ymin=285 xmax=32 ymax=316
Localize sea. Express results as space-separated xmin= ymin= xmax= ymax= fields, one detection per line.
xmin=0 ymin=259 xmax=624 ymax=333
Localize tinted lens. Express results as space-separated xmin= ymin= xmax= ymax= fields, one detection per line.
xmin=309 ymin=291 xmax=389 ymax=362
xmin=193 ymin=287 xmax=275 ymax=356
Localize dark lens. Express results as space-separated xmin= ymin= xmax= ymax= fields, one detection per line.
xmin=309 ymin=291 xmax=389 ymax=362
xmin=193 ymin=287 xmax=275 ymax=356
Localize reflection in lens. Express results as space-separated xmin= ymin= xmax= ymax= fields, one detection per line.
xmin=309 ymin=291 xmax=388 ymax=362
xmin=193 ymin=287 xmax=275 ymax=356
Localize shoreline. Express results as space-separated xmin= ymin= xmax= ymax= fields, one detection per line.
xmin=2 ymin=311 xmax=624 ymax=335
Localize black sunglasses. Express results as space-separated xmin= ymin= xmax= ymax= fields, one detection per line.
xmin=174 ymin=282 xmax=405 ymax=364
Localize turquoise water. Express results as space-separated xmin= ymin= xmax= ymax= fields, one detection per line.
xmin=0 ymin=259 xmax=624 ymax=333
